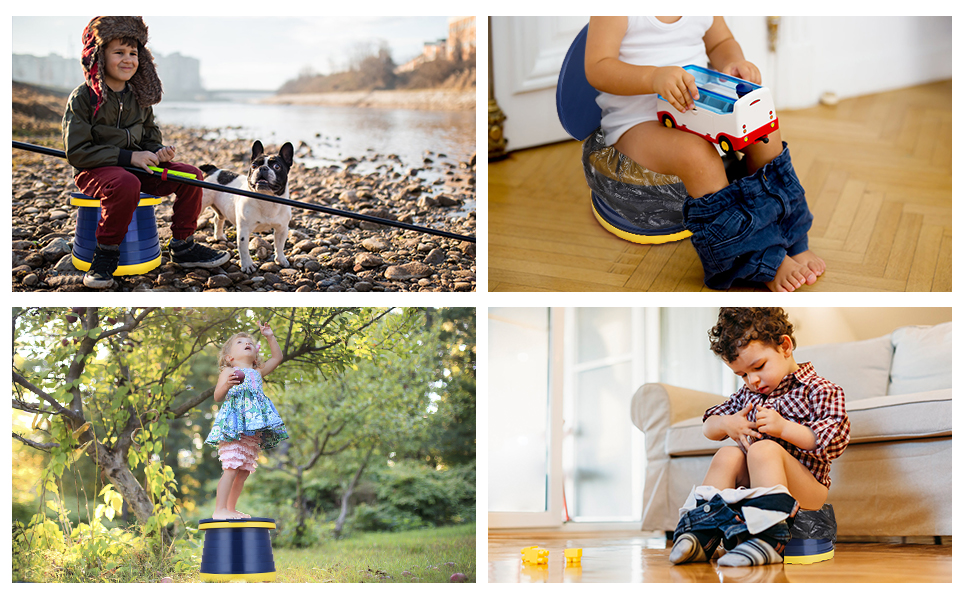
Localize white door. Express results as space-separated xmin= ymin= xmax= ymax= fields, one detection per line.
xmin=489 ymin=16 xmax=950 ymax=151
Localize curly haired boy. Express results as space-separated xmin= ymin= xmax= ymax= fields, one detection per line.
xmin=670 ymin=308 xmax=849 ymax=567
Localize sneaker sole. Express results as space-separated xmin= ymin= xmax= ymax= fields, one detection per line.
xmin=172 ymin=254 xmax=231 ymax=269
xmin=82 ymin=276 xmax=115 ymax=289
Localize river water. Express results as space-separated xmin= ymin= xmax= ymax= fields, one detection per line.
xmin=154 ymin=92 xmax=475 ymax=171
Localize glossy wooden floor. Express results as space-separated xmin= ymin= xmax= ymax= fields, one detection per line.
xmin=488 ymin=531 xmax=951 ymax=583
xmin=488 ymin=80 xmax=952 ymax=292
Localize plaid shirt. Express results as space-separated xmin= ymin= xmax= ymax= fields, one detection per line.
xmin=703 ymin=362 xmax=850 ymax=488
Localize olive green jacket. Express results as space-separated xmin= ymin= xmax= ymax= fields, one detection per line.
xmin=61 ymin=83 xmax=165 ymax=173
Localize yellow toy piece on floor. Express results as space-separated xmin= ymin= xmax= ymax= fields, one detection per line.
xmin=521 ymin=546 xmax=550 ymax=565
xmin=564 ymin=548 xmax=583 ymax=564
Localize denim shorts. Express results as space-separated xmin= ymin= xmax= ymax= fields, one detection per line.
xmin=674 ymin=493 xmax=796 ymax=551
xmin=682 ymin=143 xmax=813 ymax=290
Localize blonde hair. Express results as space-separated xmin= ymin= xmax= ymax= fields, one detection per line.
xmin=218 ymin=332 xmax=263 ymax=370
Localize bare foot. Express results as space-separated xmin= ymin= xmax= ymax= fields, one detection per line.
xmin=232 ymin=510 xmax=251 ymax=519
xmin=767 ymin=255 xmax=816 ymax=292
xmin=212 ymin=508 xmax=243 ymax=520
xmin=791 ymin=250 xmax=826 ymax=277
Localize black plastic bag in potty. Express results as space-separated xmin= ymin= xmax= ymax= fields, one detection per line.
xmin=556 ymin=23 xmax=742 ymax=244
xmin=785 ymin=503 xmax=838 ymax=564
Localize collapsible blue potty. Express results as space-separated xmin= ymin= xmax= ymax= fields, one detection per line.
xmin=198 ymin=518 xmax=277 ymax=582
xmin=70 ymin=192 xmax=162 ymax=275
xmin=555 ymin=23 xmax=743 ymax=244
xmin=785 ymin=503 xmax=837 ymax=564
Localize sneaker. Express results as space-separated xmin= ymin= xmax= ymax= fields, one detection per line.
xmin=82 ymin=244 xmax=121 ymax=289
xmin=169 ymin=237 xmax=230 ymax=268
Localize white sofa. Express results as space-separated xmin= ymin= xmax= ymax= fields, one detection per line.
xmin=630 ymin=322 xmax=952 ymax=538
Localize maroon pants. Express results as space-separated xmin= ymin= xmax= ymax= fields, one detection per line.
xmin=74 ymin=162 xmax=204 ymax=246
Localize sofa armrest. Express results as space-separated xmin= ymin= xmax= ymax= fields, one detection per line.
xmin=631 ymin=383 xmax=725 ymax=434
xmin=631 ymin=383 xmax=726 ymax=532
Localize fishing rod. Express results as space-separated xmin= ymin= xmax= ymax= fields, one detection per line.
xmin=13 ymin=140 xmax=476 ymax=244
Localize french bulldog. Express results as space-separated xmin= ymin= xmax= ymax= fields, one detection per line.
xmin=199 ymin=140 xmax=294 ymax=273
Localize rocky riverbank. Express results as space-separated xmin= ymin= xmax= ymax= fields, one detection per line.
xmin=12 ymin=126 xmax=476 ymax=292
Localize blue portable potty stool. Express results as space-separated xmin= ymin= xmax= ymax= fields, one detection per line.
xmin=784 ymin=503 xmax=837 ymax=564
xmin=199 ymin=518 xmax=277 ymax=582
xmin=70 ymin=192 xmax=162 ymax=275
xmin=556 ymin=24 xmax=693 ymax=244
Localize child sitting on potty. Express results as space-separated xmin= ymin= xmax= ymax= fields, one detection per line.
xmin=585 ymin=17 xmax=826 ymax=292
xmin=62 ymin=16 xmax=230 ymax=289
xmin=670 ymin=308 xmax=849 ymax=566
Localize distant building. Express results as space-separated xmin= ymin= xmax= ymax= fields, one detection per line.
xmin=394 ymin=16 xmax=476 ymax=74
xmin=12 ymin=52 xmax=206 ymax=99
xmin=447 ymin=16 xmax=476 ymax=61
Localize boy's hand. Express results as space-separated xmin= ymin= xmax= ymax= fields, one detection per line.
xmin=156 ymin=146 xmax=176 ymax=163
xmin=131 ymin=150 xmax=159 ymax=173
xmin=652 ymin=66 xmax=699 ymax=113
xmin=755 ymin=406 xmax=787 ymax=438
xmin=722 ymin=60 xmax=761 ymax=85
xmin=724 ymin=403 xmax=761 ymax=449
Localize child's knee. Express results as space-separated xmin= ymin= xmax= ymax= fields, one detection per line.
xmin=746 ymin=439 xmax=783 ymax=465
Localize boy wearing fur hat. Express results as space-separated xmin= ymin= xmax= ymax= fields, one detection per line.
xmin=62 ymin=16 xmax=230 ymax=289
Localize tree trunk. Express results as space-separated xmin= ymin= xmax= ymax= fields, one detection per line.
xmin=334 ymin=444 xmax=377 ymax=538
xmin=92 ymin=442 xmax=155 ymax=526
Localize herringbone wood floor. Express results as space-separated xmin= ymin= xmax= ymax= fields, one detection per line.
xmin=488 ymin=80 xmax=951 ymax=292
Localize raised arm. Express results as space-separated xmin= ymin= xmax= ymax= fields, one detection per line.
xmin=258 ymin=321 xmax=283 ymax=376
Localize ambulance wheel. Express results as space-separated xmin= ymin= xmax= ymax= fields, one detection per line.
xmin=718 ymin=136 xmax=734 ymax=153
xmin=661 ymin=114 xmax=675 ymax=129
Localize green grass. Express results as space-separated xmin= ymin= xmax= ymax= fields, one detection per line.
xmin=15 ymin=524 xmax=475 ymax=583
xmin=268 ymin=525 xmax=476 ymax=583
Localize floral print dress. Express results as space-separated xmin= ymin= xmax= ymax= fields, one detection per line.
xmin=205 ymin=367 xmax=289 ymax=450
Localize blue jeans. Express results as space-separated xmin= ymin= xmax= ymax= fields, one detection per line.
xmin=682 ymin=143 xmax=813 ymax=290
xmin=674 ymin=493 xmax=797 ymax=551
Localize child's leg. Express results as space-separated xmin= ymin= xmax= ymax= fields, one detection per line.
xmin=213 ymin=468 xmax=242 ymax=520
xmin=741 ymin=130 xmax=784 ymax=175
xmin=613 ymin=121 xmax=729 ymax=198
xmin=227 ymin=470 xmax=251 ymax=517
xmin=140 ymin=162 xmax=204 ymax=241
xmin=670 ymin=447 xmax=748 ymax=564
xmin=74 ymin=167 xmax=143 ymax=246
xmin=745 ymin=133 xmax=827 ymax=279
xmin=745 ymin=440 xmax=828 ymax=510
xmin=702 ymin=446 xmax=750 ymax=489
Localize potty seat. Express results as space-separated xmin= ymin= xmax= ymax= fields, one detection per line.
xmin=556 ymin=23 xmax=741 ymax=244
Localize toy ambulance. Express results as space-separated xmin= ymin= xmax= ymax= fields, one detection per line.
xmin=657 ymin=65 xmax=777 ymax=153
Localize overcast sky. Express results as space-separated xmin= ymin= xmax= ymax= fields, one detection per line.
xmin=12 ymin=16 xmax=452 ymax=90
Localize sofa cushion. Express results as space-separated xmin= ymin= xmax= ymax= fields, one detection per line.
xmin=664 ymin=388 xmax=952 ymax=457
xmin=889 ymin=323 xmax=952 ymax=396
xmin=846 ymin=388 xmax=951 ymax=443
xmin=793 ymin=334 xmax=893 ymax=402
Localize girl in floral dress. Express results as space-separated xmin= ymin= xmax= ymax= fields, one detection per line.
xmin=206 ymin=321 xmax=289 ymax=520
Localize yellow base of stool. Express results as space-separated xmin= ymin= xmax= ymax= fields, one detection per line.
xmin=200 ymin=571 xmax=277 ymax=582
xmin=71 ymin=255 xmax=162 ymax=276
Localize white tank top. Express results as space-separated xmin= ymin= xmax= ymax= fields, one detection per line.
xmin=596 ymin=16 xmax=714 ymax=146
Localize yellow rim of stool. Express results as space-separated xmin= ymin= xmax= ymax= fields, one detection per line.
xmin=72 ymin=255 xmax=161 ymax=276
xmin=71 ymin=196 xmax=164 ymax=208
xmin=199 ymin=521 xmax=277 ymax=530
xmin=590 ymin=196 xmax=693 ymax=244
xmin=200 ymin=571 xmax=277 ymax=582
xmin=784 ymin=549 xmax=835 ymax=565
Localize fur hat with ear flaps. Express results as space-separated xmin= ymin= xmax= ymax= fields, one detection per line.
xmin=80 ymin=16 xmax=163 ymax=117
